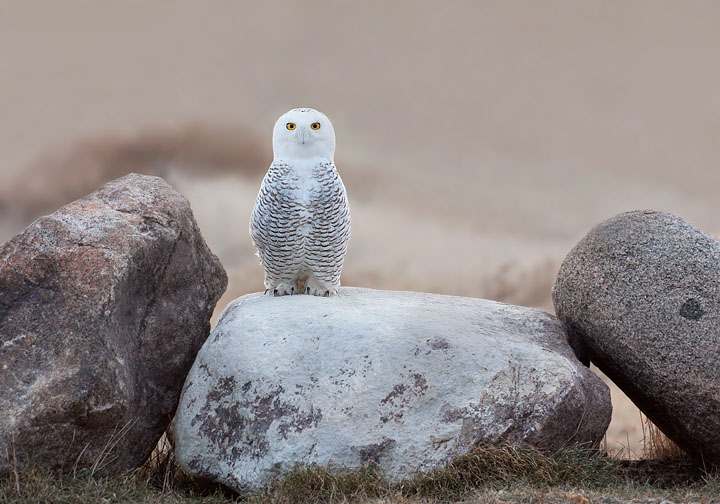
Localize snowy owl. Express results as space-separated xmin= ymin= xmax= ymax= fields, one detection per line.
xmin=250 ymin=108 xmax=351 ymax=296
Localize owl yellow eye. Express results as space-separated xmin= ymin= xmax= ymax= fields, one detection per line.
xmin=286 ymin=123 xmax=296 ymax=130
xmin=311 ymin=122 xmax=321 ymax=130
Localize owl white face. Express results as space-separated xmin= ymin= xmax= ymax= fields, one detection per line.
xmin=272 ymin=108 xmax=336 ymax=161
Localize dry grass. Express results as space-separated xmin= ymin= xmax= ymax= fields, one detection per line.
xmin=3 ymin=438 xmax=720 ymax=504
xmin=146 ymin=440 xmax=624 ymax=502
xmin=641 ymin=414 xmax=687 ymax=461
xmin=405 ymin=444 xmax=617 ymax=498
xmin=0 ymin=465 xmax=220 ymax=504
xmin=258 ymin=465 xmax=389 ymax=504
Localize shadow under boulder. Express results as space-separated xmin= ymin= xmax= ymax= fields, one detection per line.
xmin=0 ymin=173 xmax=227 ymax=475
xmin=174 ymin=288 xmax=611 ymax=493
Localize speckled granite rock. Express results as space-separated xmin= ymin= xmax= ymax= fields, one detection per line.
xmin=553 ymin=210 xmax=720 ymax=466
xmin=174 ymin=288 xmax=610 ymax=492
xmin=0 ymin=174 xmax=227 ymax=474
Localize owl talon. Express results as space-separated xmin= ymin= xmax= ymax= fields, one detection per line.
xmin=306 ymin=286 xmax=311 ymax=294
xmin=269 ymin=282 xmax=296 ymax=296
xmin=324 ymin=290 xmax=330 ymax=297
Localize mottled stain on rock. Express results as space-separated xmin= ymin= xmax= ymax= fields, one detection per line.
xmin=379 ymin=411 xmax=404 ymax=424
xmin=427 ymin=337 xmax=450 ymax=350
xmin=380 ymin=384 xmax=407 ymax=406
xmin=208 ymin=376 xmax=237 ymax=402
xmin=198 ymin=401 xmax=249 ymax=453
xmin=277 ymin=407 xmax=322 ymax=439
xmin=355 ymin=438 xmax=397 ymax=464
xmin=193 ymin=379 xmax=323 ymax=460
xmin=380 ymin=373 xmax=428 ymax=407
xmin=411 ymin=373 xmax=428 ymax=392
xmin=442 ymin=407 xmax=467 ymax=424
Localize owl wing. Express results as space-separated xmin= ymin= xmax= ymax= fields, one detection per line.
xmin=250 ymin=162 xmax=303 ymax=276
xmin=306 ymin=162 xmax=351 ymax=286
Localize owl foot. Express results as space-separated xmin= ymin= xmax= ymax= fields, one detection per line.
xmin=269 ymin=282 xmax=296 ymax=296
xmin=304 ymin=277 xmax=337 ymax=297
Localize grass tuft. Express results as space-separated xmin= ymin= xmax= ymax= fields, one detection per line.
xmin=401 ymin=443 xmax=618 ymax=500
xmin=640 ymin=413 xmax=687 ymax=461
xmin=258 ymin=465 xmax=390 ymax=504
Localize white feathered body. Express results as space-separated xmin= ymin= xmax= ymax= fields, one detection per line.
xmin=250 ymin=157 xmax=351 ymax=296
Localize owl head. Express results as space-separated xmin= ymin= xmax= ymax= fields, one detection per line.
xmin=272 ymin=108 xmax=336 ymax=161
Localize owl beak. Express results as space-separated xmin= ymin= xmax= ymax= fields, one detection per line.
xmin=298 ymin=130 xmax=309 ymax=145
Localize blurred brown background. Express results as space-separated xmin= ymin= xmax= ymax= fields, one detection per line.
xmin=2 ymin=0 xmax=719 ymax=456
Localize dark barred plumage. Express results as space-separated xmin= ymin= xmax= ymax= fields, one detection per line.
xmin=250 ymin=159 xmax=351 ymax=295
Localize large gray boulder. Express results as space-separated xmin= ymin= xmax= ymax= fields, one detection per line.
xmin=553 ymin=210 xmax=720 ymax=466
xmin=0 ymin=174 xmax=227 ymax=474
xmin=174 ymin=288 xmax=610 ymax=492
